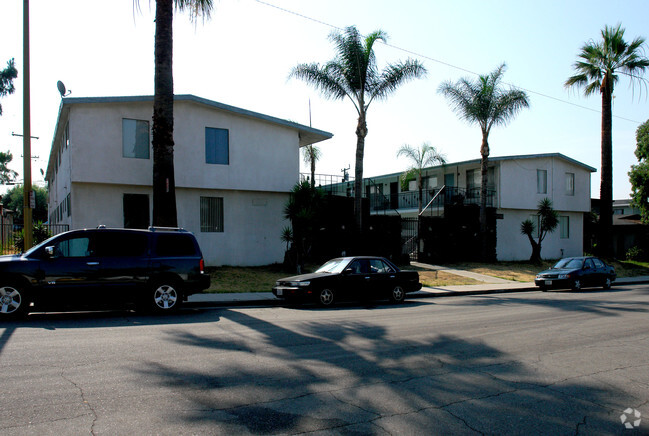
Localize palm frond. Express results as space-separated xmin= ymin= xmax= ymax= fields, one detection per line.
xmin=369 ymin=59 xmax=427 ymax=105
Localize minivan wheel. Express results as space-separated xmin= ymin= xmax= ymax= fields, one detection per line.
xmin=151 ymin=282 xmax=181 ymax=313
xmin=389 ymin=286 xmax=405 ymax=303
xmin=603 ymin=277 xmax=612 ymax=290
xmin=0 ymin=284 xmax=29 ymax=319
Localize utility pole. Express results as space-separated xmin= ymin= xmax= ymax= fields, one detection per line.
xmin=22 ymin=0 xmax=33 ymax=250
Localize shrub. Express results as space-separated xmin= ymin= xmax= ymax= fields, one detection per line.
xmin=13 ymin=222 xmax=52 ymax=251
xmin=626 ymin=246 xmax=645 ymax=261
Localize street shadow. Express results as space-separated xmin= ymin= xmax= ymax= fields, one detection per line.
xmin=443 ymin=290 xmax=649 ymax=317
xmin=131 ymin=307 xmax=636 ymax=434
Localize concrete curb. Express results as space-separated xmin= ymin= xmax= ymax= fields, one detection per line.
xmin=186 ymin=276 xmax=649 ymax=309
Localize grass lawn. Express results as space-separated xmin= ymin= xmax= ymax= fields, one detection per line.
xmin=205 ymin=258 xmax=649 ymax=293
xmin=206 ymin=263 xmax=482 ymax=293
xmin=445 ymin=259 xmax=649 ymax=282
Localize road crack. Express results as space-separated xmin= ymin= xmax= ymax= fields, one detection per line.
xmin=60 ymin=370 xmax=98 ymax=436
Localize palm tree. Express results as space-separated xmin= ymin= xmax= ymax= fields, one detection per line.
xmin=520 ymin=198 xmax=559 ymax=263
xmin=396 ymin=143 xmax=446 ymax=214
xmin=302 ymin=145 xmax=321 ymax=188
xmin=565 ymin=24 xmax=648 ymax=258
xmin=290 ymin=26 xmax=427 ymax=233
xmin=136 ymin=0 xmax=214 ymax=227
xmin=438 ymin=63 xmax=529 ymax=261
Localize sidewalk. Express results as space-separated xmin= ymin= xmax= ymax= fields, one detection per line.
xmin=187 ymin=263 xmax=649 ymax=308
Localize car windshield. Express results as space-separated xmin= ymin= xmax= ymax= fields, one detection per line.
xmin=316 ymin=258 xmax=350 ymax=274
xmin=553 ymin=258 xmax=583 ymax=269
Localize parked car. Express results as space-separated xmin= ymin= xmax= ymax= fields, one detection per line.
xmin=272 ymin=256 xmax=422 ymax=306
xmin=534 ymin=256 xmax=616 ymax=291
xmin=0 ymin=227 xmax=211 ymax=319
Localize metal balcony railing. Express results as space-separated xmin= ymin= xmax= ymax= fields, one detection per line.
xmin=368 ymin=186 xmax=495 ymax=213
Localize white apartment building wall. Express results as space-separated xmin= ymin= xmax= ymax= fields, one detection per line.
xmin=46 ymin=95 xmax=332 ymax=266
xmin=366 ymin=154 xmax=595 ymax=261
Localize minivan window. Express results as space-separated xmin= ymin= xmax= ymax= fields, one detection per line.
xmin=96 ymin=232 xmax=148 ymax=257
xmin=155 ymin=234 xmax=196 ymax=257
xmin=55 ymin=237 xmax=91 ymax=258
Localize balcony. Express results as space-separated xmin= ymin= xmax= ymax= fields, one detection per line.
xmin=368 ymin=187 xmax=496 ymax=214
xmin=299 ymin=173 xmax=496 ymax=215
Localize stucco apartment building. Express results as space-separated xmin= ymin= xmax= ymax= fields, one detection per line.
xmin=46 ymin=95 xmax=332 ymax=266
xmin=360 ymin=154 xmax=595 ymax=261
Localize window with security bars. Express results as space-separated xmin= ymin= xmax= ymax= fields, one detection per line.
xmin=200 ymin=197 xmax=224 ymax=232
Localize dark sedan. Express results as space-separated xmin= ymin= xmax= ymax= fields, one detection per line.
xmin=272 ymin=256 xmax=422 ymax=306
xmin=534 ymin=256 xmax=616 ymax=291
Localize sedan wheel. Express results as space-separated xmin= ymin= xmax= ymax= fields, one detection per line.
xmin=0 ymin=285 xmax=28 ymax=319
xmin=571 ymin=279 xmax=582 ymax=291
xmin=318 ymin=288 xmax=334 ymax=306
xmin=603 ymin=277 xmax=612 ymax=290
xmin=389 ymin=286 xmax=405 ymax=303
xmin=151 ymin=282 xmax=181 ymax=313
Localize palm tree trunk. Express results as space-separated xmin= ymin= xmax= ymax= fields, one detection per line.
xmin=354 ymin=110 xmax=367 ymax=233
xmin=152 ymin=0 xmax=178 ymax=227
xmin=599 ymin=75 xmax=613 ymax=258
xmin=310 ymin=158 xmax=316 ymax=189
xmin=479 ymin=133 xmax=490 ymax=260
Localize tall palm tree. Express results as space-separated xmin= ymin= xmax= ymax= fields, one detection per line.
xmin=565 ymin=24 xmax=648 ymax=258
xmin=302 ymin=144 xmax=321 ymax=188
xmin=136 ymin=0 xmax=213 ymax=227
xmin=438 ymin=63 xmax=529 ymax=261
xmin=396 ymin=143 xmax=446 ymax=214
xmin=290 ymin=26 xmax=427 ymax=232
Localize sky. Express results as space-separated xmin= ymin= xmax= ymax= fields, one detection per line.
xmin=1 ymin=0 xmax=648 ymax=200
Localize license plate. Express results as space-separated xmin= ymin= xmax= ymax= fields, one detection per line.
xmin=545 ymin=280 xmax=553 ymax=285
xmin=276 ymin=289 xmax=283 ymax=296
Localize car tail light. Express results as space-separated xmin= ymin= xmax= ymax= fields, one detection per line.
xmin=200 ymin=258 xmax=205 ymax=273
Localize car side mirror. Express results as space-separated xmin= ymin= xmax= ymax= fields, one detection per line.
xmin=342 ymin=268 xmax=353 ymax=275
xmin=45 ymin=246 xmax=55 ymax=258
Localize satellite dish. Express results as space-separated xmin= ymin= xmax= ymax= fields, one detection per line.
xmin=57 ymin=80 xmax=71 ymax=97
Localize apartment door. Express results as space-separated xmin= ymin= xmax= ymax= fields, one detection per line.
xmin=390 ymin=182 xmax=399 ymax=209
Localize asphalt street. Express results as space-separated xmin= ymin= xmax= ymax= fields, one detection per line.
xmin=1 ymin=285 xmax=648 ymax=435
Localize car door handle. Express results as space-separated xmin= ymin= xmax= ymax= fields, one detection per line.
xmin=364 ymin=276 xmax=371 ymax=280
xmin=87 ymin=262 xmax=99 ymax=266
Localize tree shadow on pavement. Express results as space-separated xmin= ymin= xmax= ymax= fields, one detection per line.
xmin=129 ymin=307 xmax=639 ymax=434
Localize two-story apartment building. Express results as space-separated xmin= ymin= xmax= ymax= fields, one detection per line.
xmin=350 ymin=153 xmax=595 ymax=261
xmin=46 ymin=95 xmax=332 ymax=266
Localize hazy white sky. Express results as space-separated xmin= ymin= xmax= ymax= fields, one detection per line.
xmin=1 ymin=0 xmax=648 ymax=199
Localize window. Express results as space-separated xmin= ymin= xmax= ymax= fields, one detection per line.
xmin=565 ymin=173 xmax=575 ymax=196
xmin=122 ymin=119 xmax=150 ymax=159
xmin=466 ymin=169 xmax=480 ymax=198
xmin=369 ymin=259 xmax=395 ymax=273
xmin=200 ymin=197 xmax=224 ymax=232
xmin=529 ymin=214 xmax=540 ymax=238
xmin=155 ymin=234 xmax=197 ymax=257
xmin=205 ymin=127 xmax=229 ymax=164
xmin=54 ymin=236 xmax=91 ymax=258
xmin=560 ymin=216 xmax=569 ymax=239
xmin=96 ymin=232 xmax=148 ymax=257
xmin=123 ymin=194 xmax=150 ymax=229
xmin=537 ymin=170 xmax=547 ymax=194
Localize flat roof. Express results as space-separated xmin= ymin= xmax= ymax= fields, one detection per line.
xmin=368 ymin=152 xmax=597 ymax=181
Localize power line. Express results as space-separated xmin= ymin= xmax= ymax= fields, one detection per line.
xmin=253 ymin=0 xmax=644 ymax=125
